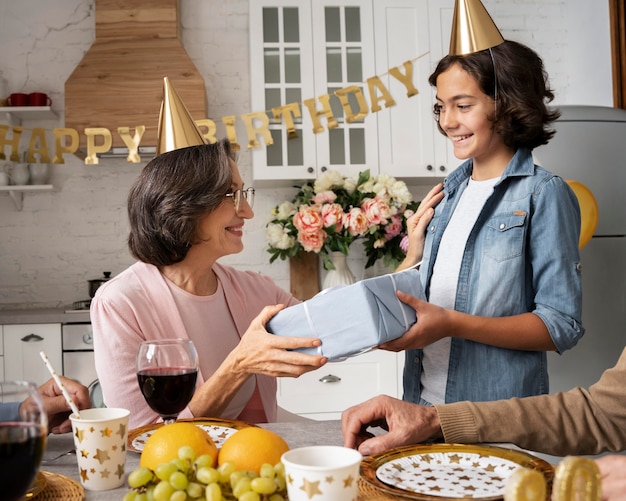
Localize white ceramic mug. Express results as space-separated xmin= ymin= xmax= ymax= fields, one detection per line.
xmin=281 ymin=446 xmax=362 ymax=501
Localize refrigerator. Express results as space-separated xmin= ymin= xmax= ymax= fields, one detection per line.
xmin=533 ymin=105 xmax=626 ymax=394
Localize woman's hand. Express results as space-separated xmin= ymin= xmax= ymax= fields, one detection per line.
xmin=397 ymin=183 xmax=444 ymax=270
xmin=231 ymin=304 xmax=328 ymax=378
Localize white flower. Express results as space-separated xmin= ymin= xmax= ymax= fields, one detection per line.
xmin=275 ymin=201 xmax=297 ymax=220
xmin=314 ymin=169 xmax=344 ymax=192
xmin=266 ymin=222 xmax=296 ymax=250
xmin=389 ymin=180 xmax=412 ymax=205
xmin=343 ymin=176 xmax=357 ymax=194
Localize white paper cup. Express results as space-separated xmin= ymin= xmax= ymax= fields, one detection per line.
xmin=69 ymin=408 xmax=130 ymax=491
xmin=281 ymin=445 xmax=362 ymax=501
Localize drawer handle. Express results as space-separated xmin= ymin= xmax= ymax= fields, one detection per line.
xmin=21 ymin=333 xmax=44 ymax=343
xmin=319 ymin=374 xmax=341 ymax=384
xmin=82 ymin=332 xmax=93 ymax=344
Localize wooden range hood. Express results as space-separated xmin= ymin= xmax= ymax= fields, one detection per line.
xmin=65 ymin=0 xmax=206 ymax=152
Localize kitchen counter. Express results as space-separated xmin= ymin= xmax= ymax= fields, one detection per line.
xmin=0 ymin=307 xmax=90 ymax=324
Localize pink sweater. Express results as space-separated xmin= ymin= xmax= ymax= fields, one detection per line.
xmin=91 ymin=261 xmax=298 ymax=429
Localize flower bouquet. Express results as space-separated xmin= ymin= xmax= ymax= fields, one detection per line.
xmin=266 ymin=169 xmax=420 ymax=270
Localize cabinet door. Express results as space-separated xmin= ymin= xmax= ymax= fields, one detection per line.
xmin=250 ymin=0 xmax=317 ymax=180
xmin=311 ymin=0 xmax=378 ymax=178
xmin=373 ymin=0 xmax=437 ymax=178
xmin=3 ymin=324 xmax=62 ymax=386
xmin=250 ymin=0 xmax=377 ymax=181
xmin=428 ymin=0 xmax=461 ymax=175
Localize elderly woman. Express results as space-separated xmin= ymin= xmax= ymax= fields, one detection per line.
xmin=91 ymin=139 xmax=327 ymax=429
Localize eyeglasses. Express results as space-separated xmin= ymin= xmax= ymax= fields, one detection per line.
xmin=224 ymin=187 xmax=255 ymax=211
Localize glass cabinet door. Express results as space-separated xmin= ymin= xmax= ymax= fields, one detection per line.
xmin=250 ymin=2 xmax=316 ymax=180
xmin=311 ymin=2 xmax=377 ymax=176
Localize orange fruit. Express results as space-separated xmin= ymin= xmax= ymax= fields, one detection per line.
xmin=140 ymin=422 xmax=218 ymax=471
xmin=218 ymin=427 xmax=289 ymax=473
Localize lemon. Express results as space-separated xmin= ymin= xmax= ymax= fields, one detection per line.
xmin=140 ymin=422 xmax=218 ymax=471
xmin=218 ymin=427 xmax=289 ymax=474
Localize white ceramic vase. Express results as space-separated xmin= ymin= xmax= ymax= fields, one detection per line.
xmin=322 ymin=251 xmax=355 ymax=290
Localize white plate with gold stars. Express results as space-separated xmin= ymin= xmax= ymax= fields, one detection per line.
xmin=127 ymin=418 xmax=256 ymax=453
xmin=361 ymin=444 xmax=553 ymax=500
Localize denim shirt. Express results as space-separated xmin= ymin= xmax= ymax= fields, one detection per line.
xmin=403 ymin=148 xmax=584 ymax=404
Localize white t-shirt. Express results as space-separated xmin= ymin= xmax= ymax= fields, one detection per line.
xmin=420 ymin=176 xmax=500 ymax=404
xmin=165 ymin=277 xmax=256 ymax=419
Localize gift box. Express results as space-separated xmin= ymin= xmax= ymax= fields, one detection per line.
xmin=267 ymin=268 xmax=425 ymax=361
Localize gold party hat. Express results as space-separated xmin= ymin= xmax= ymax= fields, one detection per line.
xmin=157 ymin=77 xmax=207 ymax=154
xmin=449 ymin=0 xmax=504 ymax=55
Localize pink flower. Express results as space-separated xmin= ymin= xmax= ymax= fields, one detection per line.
xmin=384 ymin=215 xmax=403 ymax=240
xmin=400 ymin=235 xmax=410 ymax=254
xmin=293 ymin=205 xmax=323 ymax=234
xmin=312 ymin=191 xmax=337 ymax=204
xmin=361 ymin=197 xmax=391 ymax=226
xmin=298 ymin=229 xmax=327 ymax=253
xmin=344 ymin=207 xmax=369 ymax=236
xmin=321 ymin=203 xmax=344 ymax=231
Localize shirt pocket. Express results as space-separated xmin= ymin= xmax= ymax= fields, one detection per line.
xmin=484 ymin=210 xmax=527 ymax=262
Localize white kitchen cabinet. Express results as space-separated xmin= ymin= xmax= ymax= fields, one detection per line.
xmin=250 ymin=0 xmax=378 ymax=181
xmin=277 ymin=349 xmax=404 ymax=420
xmin=249 ymin=0 xmax=460 ymax=182
xmin=3 ymin=323 xmax=62 ymax=386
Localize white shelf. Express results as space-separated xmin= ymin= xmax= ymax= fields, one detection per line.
xmin=0 ymin=106 xmax=57 ymax=124
xmin=0 ymin=184 xmax=54 ymax=210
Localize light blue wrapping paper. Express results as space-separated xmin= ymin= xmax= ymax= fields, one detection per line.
xmin=267 ymin=268 xmax=425 ymax=361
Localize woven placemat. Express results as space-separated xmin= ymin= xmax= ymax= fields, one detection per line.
xmin=34 ymin=471 xmax=84 ymax=501
xmin=358 ymin=478 xmax=405 ymax=500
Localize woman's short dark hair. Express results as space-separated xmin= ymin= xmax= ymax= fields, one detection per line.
xmin=428 ymin=40 xmax=560 ymax=150
xmin=128 ymin=139 xmax=236 ymax=266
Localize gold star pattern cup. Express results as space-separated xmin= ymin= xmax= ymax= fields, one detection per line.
xmin=69 ymin=408 xmax=130 ymax=491
xmin=281 ymin=445 xmax=362 ymax=501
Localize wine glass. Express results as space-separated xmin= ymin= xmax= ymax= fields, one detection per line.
xmin=0 ymin=381 xmax=47 ymax=501
xmin=136 ymin=339 xmax=199 ymax=424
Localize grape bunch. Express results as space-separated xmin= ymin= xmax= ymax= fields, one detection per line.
xmin=123 ymin=445 xmax=288 ymax=501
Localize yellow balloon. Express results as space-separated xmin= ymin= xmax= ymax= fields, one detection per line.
xmin=566 ymin=180 xmax=599 ymax=249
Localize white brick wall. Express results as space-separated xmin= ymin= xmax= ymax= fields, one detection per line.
xmin=0 ymin=0 xmax=613 ymax=308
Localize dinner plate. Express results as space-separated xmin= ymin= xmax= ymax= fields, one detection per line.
xmin=361 ymin=443 xmax=554 ymax=500
xmin=127 ymin=417 xmax=256 ymax=453
xmin=22 ymin=471 xmax=46 ymax=499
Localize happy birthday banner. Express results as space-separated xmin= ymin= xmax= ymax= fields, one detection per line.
xmin=0 ymin=54 xmax=427 ymax=165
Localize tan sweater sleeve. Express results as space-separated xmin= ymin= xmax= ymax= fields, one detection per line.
xmin=434 ymin=348 xmax=626 ymax=457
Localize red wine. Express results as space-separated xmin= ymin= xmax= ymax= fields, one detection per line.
xmin=137 ymin=367 xmax=198 ymax=420
xmin=0 ymin=423 xmax=46 ymax=501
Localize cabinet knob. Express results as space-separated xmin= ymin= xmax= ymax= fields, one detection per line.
xmin=307 ymin=167 xmax=314 ymax=173
xmin=439 ymin=165 xmax=446 ymax=172
xmin=426 ymin=164 xmax=433 ymax=171
xmin=319 ymin=374 xmax=341 ymax=384
xmin=320 ymin=166 xmax=327 ymax=172
xmin=83 ymin=332 xmax=93 ymax=345
xmin=21 ymin=333 xmax=44 ymax=343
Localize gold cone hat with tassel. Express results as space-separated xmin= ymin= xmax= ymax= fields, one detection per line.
xmin=449 ymin=0 xmax=504 ymax=55
xmin=157 ymin=76 xmax=207 ymax=154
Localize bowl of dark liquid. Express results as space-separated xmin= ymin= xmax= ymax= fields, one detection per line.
xmin=0 ymin=381 xmax=47 ymax=501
